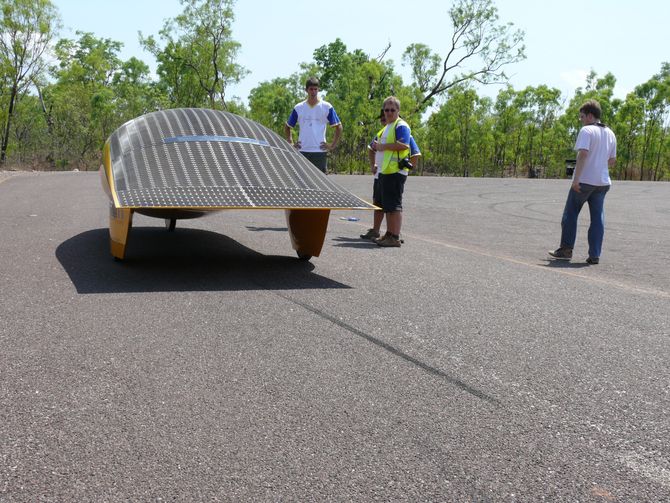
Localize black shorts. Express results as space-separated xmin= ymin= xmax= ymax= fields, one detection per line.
xmin=372 ymin=177 xmax=382 ymax=207
xmin=301 ymin=151 xmax=328 ymax=173
xmin=379 ymin=172 xmax=407 ymax=212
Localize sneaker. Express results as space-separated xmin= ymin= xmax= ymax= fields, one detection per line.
xmin=586 ymin=257 xmax=599 ymax=265
xmin=373 ymin=231 xmax=391 ymax=244
xmin=548 ymin=247 xmax=572 ymax=260
xmin=377 ymin=234 xmax=401 ymax=247
xmin=360 ymin=228 xmax=380 ymax=240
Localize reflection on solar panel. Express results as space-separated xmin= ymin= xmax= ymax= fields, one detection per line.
xmin=106 ymin=108 xmax=374 ymax=210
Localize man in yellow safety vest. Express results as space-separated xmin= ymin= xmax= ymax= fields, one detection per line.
xmin=369 ymin=96 xmax=412 ymax=247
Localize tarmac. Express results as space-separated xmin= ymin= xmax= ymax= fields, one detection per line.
xmin=1 ymin=171 xmax=669 ymax=502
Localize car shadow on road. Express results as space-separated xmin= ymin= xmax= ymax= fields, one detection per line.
xmin=56 ymin=228 xmax=351 ymax=294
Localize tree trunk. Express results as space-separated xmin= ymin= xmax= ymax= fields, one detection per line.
xmin=0 ymin=84 xmax=19 ymax=165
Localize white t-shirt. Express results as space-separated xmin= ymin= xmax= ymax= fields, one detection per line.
xmin=373 ymin=126 xmax=391 ymax=179
xmin=286 ymin=100 xmax=341 ymax=153
xmin=574 ymin=124 xmax=616 ymax=186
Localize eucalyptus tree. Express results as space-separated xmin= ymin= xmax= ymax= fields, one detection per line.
xmin=309 ymin=39 xmax=421 ymax=173
xmin=633 ymin=63 xmax=670 ymax=180
xmin=141 ymin=0 xmax=246 ymax=109
xmin=490 ymin=86 xmax=520 ymax=176
xmin=613 ymin=93 xmax=645 ymax=180
xmin=0 ymin=0 xmax=60 ymax=164
xmin=45 ymin=32 xmax=124 ymax=166
xmin=425 ymin=84 xmax=490 ymax=176
xmin=248 ymin=76 xmax=302 ymax=135
xmin=514 ymin=85 xmax=562 ymax=177
xmin=411 ymin=0 xmax=525 ymax=112
xmin=44 ymin=32 xmax=161 ymax=168
xmin=265 ymin=38 xmax=419 ymax=173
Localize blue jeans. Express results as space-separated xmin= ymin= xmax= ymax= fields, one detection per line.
xmin=560 ymin=184 xmax=610 ymax=258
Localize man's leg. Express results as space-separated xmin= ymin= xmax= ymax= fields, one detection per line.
xmin=301 ymin=151 xmax=328 ymax=173
xmin=387 ymin=211 xmax=402 ymax=236
xmin=373 ymin=210 xmax=384 ymax=232
xmin=378 ymin=173 xmax=405 ymax=247
xmin=361 ymin=179 xmax=384 ymax=240
xmin=559 ymin=187 xmax=587 ymax=249
xmin=586 ymin=185 xmax=609 ymax=259
xmin=372 ymin=178 xmax=384 ymax=232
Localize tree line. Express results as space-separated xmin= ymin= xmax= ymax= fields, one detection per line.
xmin=1 ymin=0 xmax=668 ymax=180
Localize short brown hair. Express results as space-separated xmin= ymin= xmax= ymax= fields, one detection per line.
xmin=579 ymin=99 xmax=602 ymax=119
xmin=305 ymin=76 xmax=320 ymax=89
xmin=383 ymin=96 xmax=401 ymax=111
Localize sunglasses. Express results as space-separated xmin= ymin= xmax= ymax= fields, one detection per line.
xmin=383 ymin=108 xmax=397 ymax=112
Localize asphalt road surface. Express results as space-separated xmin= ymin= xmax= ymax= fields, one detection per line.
xmin=1 ymin=171 xmax=669 ymax=502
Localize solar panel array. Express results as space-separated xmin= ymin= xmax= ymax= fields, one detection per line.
xmin=107 ymin=108 xmax=374 ymax=209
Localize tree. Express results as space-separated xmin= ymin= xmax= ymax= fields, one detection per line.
xmin=633 ymin=64 xmax=670 ymax=180
xmin=514 ymin=85 xmax=562 ymax=177
xmin=490 ymin=86 xmax=517 ymax=176
xmin=402 ymin=43 xmax=442 ymax=96
xmin=248 ymin=76 xmax=302 ymax=135
xmin=417 ymin=0 xmax=525 ymax=110
xmin=424 ymin=85 xmax=491 ymax=176
xmin=0 ymin=0 xmax=60 ymax=164
xmin=42 ymin=32 xmax=163 ymax=168
xmin=613 ymin=93 xmax=645 ymax=180
xmin=141 ymin=0 xmax=246 ymax=109
xmin=307 ymin=39 xmax=419 ymax=173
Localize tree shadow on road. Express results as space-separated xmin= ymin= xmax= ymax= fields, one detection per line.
xmin=56 ymin=228 xmax=351 ymax=294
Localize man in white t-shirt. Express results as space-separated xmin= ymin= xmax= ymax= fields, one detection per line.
xmin=549 ymin=99 xmax=617 ymax=264
xmin=284 ymin=77 xmax=342 ymax=173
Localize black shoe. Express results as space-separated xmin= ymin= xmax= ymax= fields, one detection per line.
xmin=548 ymin=247 xmax=572 ymax=260
xmin=586 ymin=257 xmax=599 ymax=265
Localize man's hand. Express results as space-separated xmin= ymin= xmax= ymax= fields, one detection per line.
xmin=370 ymin=164 xmax=377 ymax=175
xmin=293 ymin=140 xmax=302 ymax=149
xmin=370 ymin=140 xmax=381 ymax=152
xmin=320 ymin=141 xmax=337 ymax=151
xmin=571 ymin=180 xmax=581 ymax=193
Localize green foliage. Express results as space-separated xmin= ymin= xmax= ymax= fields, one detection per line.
xmin=0 ymin=0 xmax=667 ymax=181
xmin=28 ymin=32 xmax=165 ymax=168
xmin=248 ymin=76 xmax=302 ymax=135
xmin=140 ymin=0 xmax=246 ymax=110
xmin=418 ymin=0 xmax=526 ymax=109
xmin=0 ymin=0 xmax=60 ymax=164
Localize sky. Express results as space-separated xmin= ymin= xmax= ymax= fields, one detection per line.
xmin=54 ymin=0 xmax=670 ymax=106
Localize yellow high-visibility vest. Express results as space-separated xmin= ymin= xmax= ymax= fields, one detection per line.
xmin=380 ymin=118 xmax=410 ymax=175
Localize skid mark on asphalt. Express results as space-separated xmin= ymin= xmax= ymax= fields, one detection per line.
xmin=273 ymin=291 xmax=500 ymax=406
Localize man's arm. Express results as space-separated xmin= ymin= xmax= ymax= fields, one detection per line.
xmin=373 ymin=122 xmax=410 ymax=152
xmin=367 ymin=145 xmax=377 ymax=174
xmin=572 ymin=148 xmax=589 ymax=192
xmin=375 ymin=141 xmax=409 ymax=152
xmin=322 ymin=123 xmax=342 ymax=151
xmin=285 ymin=109 xmax=300 ymax=148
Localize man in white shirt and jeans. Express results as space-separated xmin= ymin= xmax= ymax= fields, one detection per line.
xmin=549 ymin=99 xmax=617 ymax=264
xmin=285 ymin=77 xmax=342 ymax=173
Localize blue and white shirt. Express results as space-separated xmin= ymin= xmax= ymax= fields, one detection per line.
xmin=287 ymin=100 xmax=341 ymax=153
